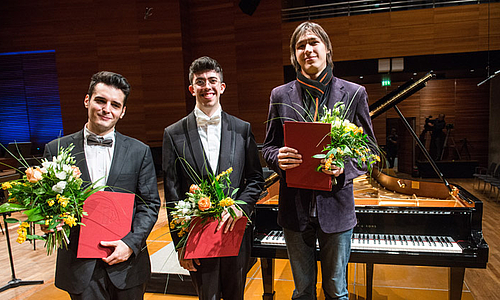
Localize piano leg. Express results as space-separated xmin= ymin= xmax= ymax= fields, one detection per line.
xmin=261 ymin=258 xmax=276 ymax=300
xmin=449 ymin=267 xmax=465 ymax=300
xmin=366 ymin=263 xmax=374 ymax=300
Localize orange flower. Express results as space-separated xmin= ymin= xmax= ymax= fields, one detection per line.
xmin=71 ymin=166 xmax=81 ymax=178
xmin=189 ymin=184 xmax=201 ymax=194
xmin=25 ymin=167 xmax=43 ymax=183
xmin=198 ymin=196 xmax=211 ymax=211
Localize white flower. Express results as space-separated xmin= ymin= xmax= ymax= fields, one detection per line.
xmin=62 ymin=164 xmax=72 ymax=173
xmin=333 ymin=119 xmax=342 ymax=128
xmin=52 ymin=181 xmax=67 ymax=193
xmin=181 ymin=208 xmax=190 ymax=215
xmin=55 ymin=171 xmax=67 ymax=180
xmin=42 ymin=161 xmax=54 ymax=170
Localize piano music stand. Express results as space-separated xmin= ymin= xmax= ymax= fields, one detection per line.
xmin=0 ymin=211 xmax=44 ymax=293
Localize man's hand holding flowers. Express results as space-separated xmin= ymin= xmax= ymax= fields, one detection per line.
xmin=216 ymin=204 xmax=244 ymax=233
xmin=319 ymin=159 xmax=344 ymax=177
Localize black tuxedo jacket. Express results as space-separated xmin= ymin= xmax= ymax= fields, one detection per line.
xmin=44 ymin=130 xmax=161 ymax=293
xmin=162 ymin=111 xmax=264 ymax=246
xmin=262 ymin=77 xmax=376 ymax=234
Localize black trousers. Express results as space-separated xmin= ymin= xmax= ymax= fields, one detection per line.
xmin=69 ymin=260 xmax=146 ymax=300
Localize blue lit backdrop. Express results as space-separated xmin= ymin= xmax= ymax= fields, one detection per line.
xmin=0 ymin=50 xmax=64 ymax=154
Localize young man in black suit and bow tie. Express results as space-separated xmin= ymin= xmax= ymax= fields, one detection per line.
xmin=44 ymin=71 xmax=161 ymax=299
xmin=163 ymin=56 xmax=264 ymax=300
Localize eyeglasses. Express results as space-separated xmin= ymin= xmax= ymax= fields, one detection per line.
xmin=194 ymin=78 xmax=220 ymax=87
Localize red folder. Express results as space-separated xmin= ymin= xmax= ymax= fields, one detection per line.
xmin=77 ymin=191 xmax=135 ymax=258
xmin=284 ymin=121 xmax=332 ymax=191
xmin=183 ymin=216 xmax=247 ymax=259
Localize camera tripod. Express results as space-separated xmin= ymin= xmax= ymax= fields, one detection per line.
xmin=440 ymin=127 xmax=461 ymax=161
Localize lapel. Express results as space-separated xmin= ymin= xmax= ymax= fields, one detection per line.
xmin=71 ymin=130 xmax=91 ymax=183
xmin=327 ymin=77 xmax=352 ymax=118
xmin=217 ymin=112 xmax=235 ymax=175
xmin=106 ymin=131 xmax=128 ymax=187
xmin=183 ymin=112 xmax=211 ymax=177
xmin=287 ymin=82 xmax=308 ymax=122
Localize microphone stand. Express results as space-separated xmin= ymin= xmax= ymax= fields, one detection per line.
xmin=0 ymin=211 xmax=44 ymax=293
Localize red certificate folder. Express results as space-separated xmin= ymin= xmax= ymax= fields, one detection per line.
xmin=284 ymin=121 xmax=332 ymax=191
xmin=183 ymin=216 xmax=247 ymax=259
xmin=77 ymin=191 xmax=135 ymax=258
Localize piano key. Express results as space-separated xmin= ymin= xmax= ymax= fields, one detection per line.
xmin=261 ymin=231 xmax=462 ymax=253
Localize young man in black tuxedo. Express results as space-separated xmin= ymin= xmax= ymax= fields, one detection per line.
xmin=44 ymin=71 xmax=161 ymax=300
xmin=163 ymin=56 xmax=264 ymax=300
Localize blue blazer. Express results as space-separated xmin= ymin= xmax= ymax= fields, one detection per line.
xmin=44 ymin=130 xmax=161 ymax=293
xmin=262 ymin=77 xmax=376 ymax=234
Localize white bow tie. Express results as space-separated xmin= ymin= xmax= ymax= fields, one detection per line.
xmin=196 ymin=115 xmax=220 ymax=127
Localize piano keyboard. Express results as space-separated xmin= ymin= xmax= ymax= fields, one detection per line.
xmin=261 ymin=231 xmax=462 ymax=253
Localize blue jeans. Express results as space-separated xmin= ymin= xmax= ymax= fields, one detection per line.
xmin=283 ymin=224 xmax=352 ymax=300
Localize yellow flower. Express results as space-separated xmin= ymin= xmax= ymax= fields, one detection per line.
xmin=64 ymin=214 xmax=77 ymax=227
xmin=1 ymin=182 xmax=12 ymax=190
xmin=325 ymin=158 xmax=332 ymax=170
xmin=57 ymin=194 xmax=69 ymax=208
xmin=220 ymin=197 xmax=234 ymax=207
xmin=16 ymin=223 xmax=28 ymax=244
xmin=47 ymin=199 xmax=55 ymax=206
xmin=361 ymin=157 xmax=367 ymax=162
xmin=216 ymin=167 xmax=234 ymax=181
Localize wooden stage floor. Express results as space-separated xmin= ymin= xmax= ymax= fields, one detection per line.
xmin=1 ymin=178 xmax=498 ymax=300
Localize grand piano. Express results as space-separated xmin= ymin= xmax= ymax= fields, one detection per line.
xmin=252 ymin=73 xmax=489 ymax=300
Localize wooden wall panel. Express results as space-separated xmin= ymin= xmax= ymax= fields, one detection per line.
xmin=282 ymin=3 xmax=500 ymax=62
xmin=0 ymin=0 xmax=186 ymax=147
xmin=186 ymin=0 xmax=282 ymax=143
xmin=234 ymin=1 xmax=283 ymax=143
xmin=366 ymin=78 xmax=489 ymax=167
xmin=0 ymin=0 xmax=494 ymax=159
xmin=136 ymin=0 xmax=186 ymax=145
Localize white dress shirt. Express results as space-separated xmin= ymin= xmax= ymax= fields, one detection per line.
xmin=194 ymin=107 xmax=222 ymax=173
xmin=84 ymin=125 xmax=115 ymax=187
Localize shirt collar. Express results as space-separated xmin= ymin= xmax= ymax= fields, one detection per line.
xmin=84 ymin=124 xmax=116 ymax=142
xmin=194 ymin=106 xmax=222 ymax=120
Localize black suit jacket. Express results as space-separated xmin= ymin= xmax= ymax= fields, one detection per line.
xmin=262 ymin=78 xmax=376 ymax=234
xmin=162 ymin=111 xmax=264 ymax=246
xmin=44 ymin=130 xmax=161 ymax=293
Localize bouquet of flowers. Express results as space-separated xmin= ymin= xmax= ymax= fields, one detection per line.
xmin=313 ymin=102 xmax=380 ymax=181
xmin=0 ymin=144 xmax=101 ymax=255
xmin=169 ymin=167 xmax=247 ymax=250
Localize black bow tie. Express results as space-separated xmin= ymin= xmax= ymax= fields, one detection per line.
xmin=87 ymin=135 xmax=113 ymax=147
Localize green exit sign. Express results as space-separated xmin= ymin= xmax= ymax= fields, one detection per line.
xmin=382 ymin=77 xmax=391 ymax=86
